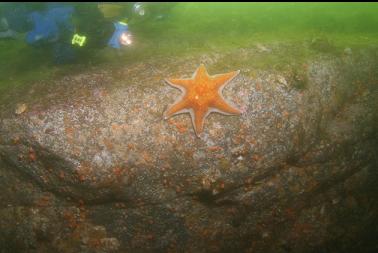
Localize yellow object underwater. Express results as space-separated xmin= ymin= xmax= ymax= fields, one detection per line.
xmin=71 ymin=34 xmax=87 ymax=47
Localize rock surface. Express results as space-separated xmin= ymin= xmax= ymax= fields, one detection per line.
xmin=0 ymin=45 xmax=377 ymax=252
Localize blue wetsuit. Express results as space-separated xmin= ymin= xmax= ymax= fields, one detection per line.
xmin=2 ymin=3 xmax=131 ymax=64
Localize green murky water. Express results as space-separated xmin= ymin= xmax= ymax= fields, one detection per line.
xmin=0 ymin=2 xmax=377 ymax=93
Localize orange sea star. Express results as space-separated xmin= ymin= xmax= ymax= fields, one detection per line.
xmin=164 ymin=64 xmax=241 ymax=136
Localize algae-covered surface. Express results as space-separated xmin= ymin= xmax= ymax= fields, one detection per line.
xmin=0 ymin=3 xmax=377 ymax=95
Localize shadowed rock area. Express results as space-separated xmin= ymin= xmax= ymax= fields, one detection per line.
xmin=0 ymin=45 xmax=377 ymax=252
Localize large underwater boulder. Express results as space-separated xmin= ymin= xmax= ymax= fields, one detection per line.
xmin=0 ymin=45 xmax=377 ymax=252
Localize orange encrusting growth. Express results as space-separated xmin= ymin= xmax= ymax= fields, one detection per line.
xmin=164 ymin=64 xmax=241 ymax=136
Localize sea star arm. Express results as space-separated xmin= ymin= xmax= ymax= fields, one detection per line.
xmin=211 ymin=97 xmax=241 ymax=115
xmin=164 ymin=99 xmax=189 ymax=119
xmin=195 ymin=64 xmax=209 ymax=81
xmin=166 ymin=78 xmax=192 ymax=90
xmin=213 ymin=70 xmax=240 ymax=89
xmin=192 ymin=108 xmax=207 ymax=135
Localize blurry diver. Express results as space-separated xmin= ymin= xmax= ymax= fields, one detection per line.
xmin=74 ymin=3 xmax=132 ymax=50
xmin=0 ymin=3 xmax=76 ymax=64
xmin=0 ymin=3 xmax=133 ymax=64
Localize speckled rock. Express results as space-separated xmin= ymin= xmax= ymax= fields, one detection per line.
xmin=0 ymin=46 xmax=377 ymax=253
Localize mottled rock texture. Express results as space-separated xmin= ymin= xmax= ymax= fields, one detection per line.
xmin=0 ymin=46 xmax=377 ymax=253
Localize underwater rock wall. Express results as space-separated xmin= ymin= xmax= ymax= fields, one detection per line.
xmin=0 ymin=47 xmax=377 ymax=252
